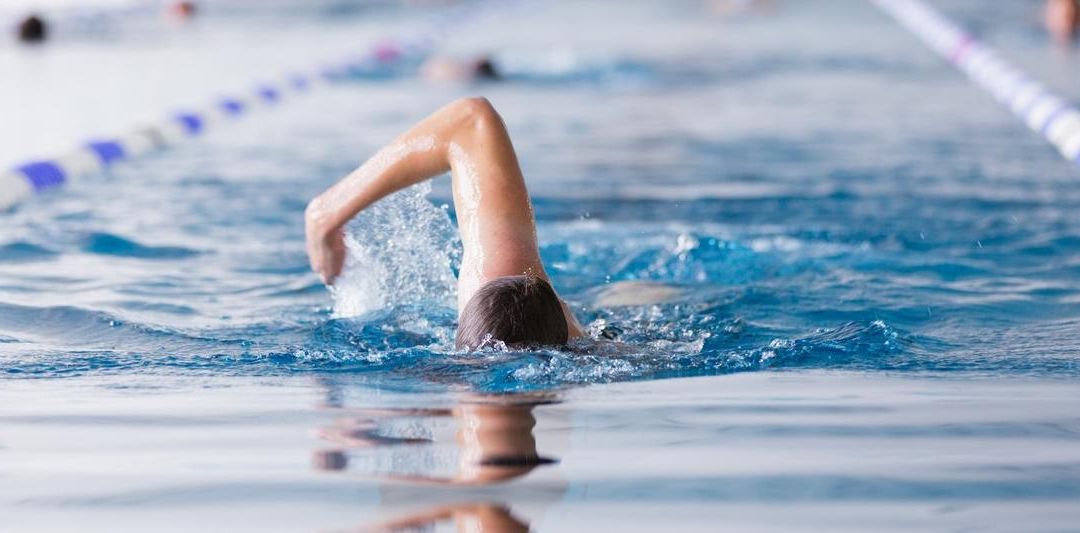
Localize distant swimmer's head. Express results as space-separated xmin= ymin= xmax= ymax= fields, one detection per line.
xmin=420 ymin=55 xmax=501 ymax=83
xmin=472 ymin=57 xmax=500 ymax=81
xmin=1046 ymin=0 xmax=1080 ymax=43
xmin=166 ymin=1 xmax=198 ymax=21
xmin=456 ymin=275 xmax=568 ymax=351
xmin=17 ymin=14 xmax=47 ymax=44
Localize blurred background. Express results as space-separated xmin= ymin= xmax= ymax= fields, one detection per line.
xmin=3 ymin=0 xmax=1079 ymax=172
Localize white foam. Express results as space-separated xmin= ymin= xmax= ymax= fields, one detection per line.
xmin=330 ymin=181 xmax=460 ymax=318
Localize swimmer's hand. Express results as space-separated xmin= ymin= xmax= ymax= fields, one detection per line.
xmin=304 ymin=205 xmax=346 ymax=285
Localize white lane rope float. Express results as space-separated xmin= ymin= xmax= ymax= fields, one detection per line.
xmin=873 ymin=0 xmax=1080 ymax=169
xmin=0 ymin=0 xmax=523 ymax=210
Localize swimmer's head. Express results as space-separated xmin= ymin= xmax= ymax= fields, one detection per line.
xmin=473 ymin=58 xmax=500 ymax=80
xmin=167 ymin=1 xmax=198 ymax=21
xmin=1047 ymin=0 xmax=1080 ymax=43
xmin=456 ymin=275 xmax=568 ymax=351
xmin=17 ymin=14 xmax=47 ymax=44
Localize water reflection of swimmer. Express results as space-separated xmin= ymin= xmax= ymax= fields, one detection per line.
xmin=313 ymin=399 xmax=556 ymax=485
xmin=311 ymin=385 xmax=567 ymax=531
xmin=1046 ymin=0 xmax=1080 ymax=43
xmin=369 ymin=502 xmax=529 ymax=533
xmin=306 ymin=98 xmax=587 ymax=351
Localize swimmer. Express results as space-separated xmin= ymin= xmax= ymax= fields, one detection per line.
xmin=16 ymin=14 xmax=47 ymax=44
xmin=166 ymin=1 xmax=198 ymax=22
xmin=305 ymin=98 xmax=583 ymax=350
xmin=1046 ymin=0 xmax=1080 ymax=43
xmin=420 ymin=55 xmax=501 ymax=83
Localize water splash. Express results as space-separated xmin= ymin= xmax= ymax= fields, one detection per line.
xmin=330 ymin=183 xmax=461 ymax=318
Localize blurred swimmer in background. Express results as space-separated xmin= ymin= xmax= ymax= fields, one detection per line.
xmin=165 ymin=1 xmax=198 ymax=23
xmin=13 ymin=1 xmax=198 ymax=45
xmin=16 ymin=14 xmax=48 ymax=44
xmin=420 ymin=54 xmax=502 ymax=83
xmin=1046 ymin=0 xmax=1080 ymax=44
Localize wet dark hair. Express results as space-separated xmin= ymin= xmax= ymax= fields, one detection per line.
xmin=474 ymin=58 xmax=500 ymax=80
xmin=18 ymin=15 xmax=47 ymax=44
xmin=456 ymin=275 xmax=568 ymax=350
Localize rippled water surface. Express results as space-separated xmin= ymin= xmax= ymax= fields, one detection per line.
xmin=2 ymin=0 xmax=1080 ymax=530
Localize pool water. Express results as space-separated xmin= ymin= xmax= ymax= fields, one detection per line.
xmin=2 ymin=0 xmax=1080 ymax=530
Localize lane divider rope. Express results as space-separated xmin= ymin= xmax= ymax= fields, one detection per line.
xmin=0 ymin=0 xmax=521 ymax=210
xmin=872 ymin=0 xmax=1080 ymax=169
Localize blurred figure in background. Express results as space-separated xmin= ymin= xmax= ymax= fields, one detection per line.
xmin=166 ymin=1 xmax=198 ymax=22
xmin=420 ymin=55 xmax=501 ymax=83
xmin=17 ymin=14 xmax=48 ymax=44
xmin=708 ymin=0 xmax=779 ymax=16
xmin=1046 ymin=0 xmax=1080 ymax=43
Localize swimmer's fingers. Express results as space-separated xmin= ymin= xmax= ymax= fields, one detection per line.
xmin=304 ymin=213 xmax=346 ymax=285
xmin=319 ymin=228 xmax=347 ymax=286
xmin=304 ymin=205 xmax=326 ymax=280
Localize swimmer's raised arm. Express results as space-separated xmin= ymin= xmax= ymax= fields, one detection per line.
xmin=305 ymin=97 xmax=532 ymax=285
xmin=305 ymin=97 xmax=582 ymax=340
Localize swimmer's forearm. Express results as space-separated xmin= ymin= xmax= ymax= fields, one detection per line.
xmin=305 ymin=148 xmax=444 ymax=234
xmin=304 ymin=98 xmax=490 ymax=236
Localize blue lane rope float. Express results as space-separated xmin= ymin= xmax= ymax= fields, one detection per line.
xmin=0 ymin=0 xmax=523 ymax=210
xmin=873 ymin=0 xmax=1080 ymax=169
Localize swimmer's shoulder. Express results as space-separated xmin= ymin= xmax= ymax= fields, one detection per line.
xmin=592 ymin=280 xmax=684 ymax=308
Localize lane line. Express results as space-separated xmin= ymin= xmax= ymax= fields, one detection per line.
xmin=873 ymin=0 xmax=1080 ymax=167
xmin=0 ymin=0 xmax=522 ymax=211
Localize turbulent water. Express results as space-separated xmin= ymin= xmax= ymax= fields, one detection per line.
xmin=2 ymin=0 xmax=1080 ymax=392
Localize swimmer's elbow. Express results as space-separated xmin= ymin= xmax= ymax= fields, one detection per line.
xmin=304 ymin=197 xmax=321 ymax=221
xmin=304 ymin=197 xmax=331 ymax=233
xmin=453 ymin=96 xmax=497 ymax=118
xmin=450 ymin=96 xmax=502 ymax=131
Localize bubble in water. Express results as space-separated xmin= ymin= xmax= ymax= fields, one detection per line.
xmin=330 ymin=182 xmax=461 ymax=318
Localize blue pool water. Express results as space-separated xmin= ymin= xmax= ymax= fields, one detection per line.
xmin=2 ymin=1 xmax=1080 ymax=530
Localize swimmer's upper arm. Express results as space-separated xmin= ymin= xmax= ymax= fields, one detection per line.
xmin=447 ymin=100 xmax=587 ymax=340
xmin=446 ymin=98 xmax=548 ymax=308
